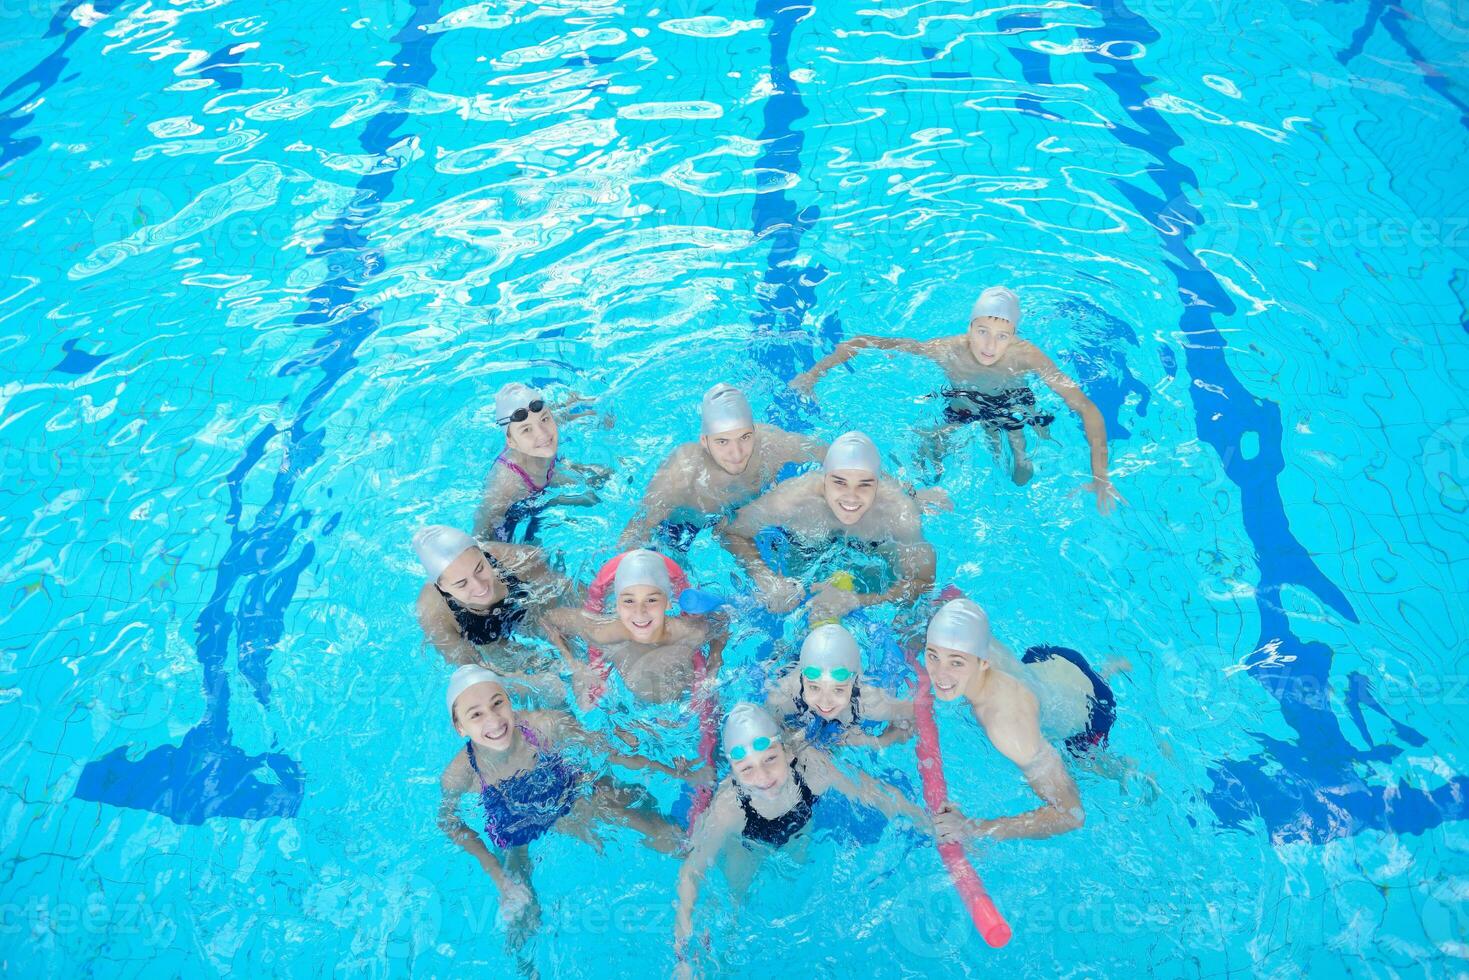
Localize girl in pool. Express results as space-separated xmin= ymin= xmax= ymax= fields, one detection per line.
xmin=764 ymin=623 xmax=914 ymax=749
xmin=439 ymin=665 xmax=698 ymax=948
xmin=474 ymin=382 xmax=613 ymax=542
xmin=413 ymin=524 xmax=599 ymax=701
xmin=673 ymin=702 xmax=940 ymax=970
xmin=541 ymin=549 xmax=728 ymax=711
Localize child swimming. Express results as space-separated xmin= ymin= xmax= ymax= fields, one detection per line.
xmin=764 ymin=623 xmax=914 ymax=749
xmin=541 ymin=549 xmax=728 ymax=708
xmin=475 ymin=382 xmax=613 ymax=542
xmin=921 ymin=597 xmax=1122 ymax=841
xmin=619 ymin=383 xmax=826 ymax=554
xmin=790 ymin=286 xmax=1123 ymax=513
xmin=719 ymin=431 xmax=937 ymax=625
xmin=438 ymin=666 xmax=696 ymax=946
xmin=412 ymin=525 xmax=590 ymax=699
xmin=673 ymin=702 xmax=940 ymax=971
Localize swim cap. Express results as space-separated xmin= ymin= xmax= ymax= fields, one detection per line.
xmin=447 ymin=664 xmax=506 ymax=719
xmin=494 ymin=382 xmax=543 ymax=427
xmin=970 ymin=286 xmax=1021 ymax=327
xmin=822 ymin=431 xmax=882 ymax=477
xmin=926 ymin=598 xmax=992 ymax=660
xmin=799 ymin=624 xmax=861 ymax=675
xmin=612 ymin=549 xmax=673 ymax=597
xmin=413 ymin=525 xmax=478 ymax=581
xmin=722 ymin=701 xmax=781 ymax=755
xmin=700 ymin=383 xmax=755 ymax=437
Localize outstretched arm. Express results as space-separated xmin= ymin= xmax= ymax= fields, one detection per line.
xmin=675 ymin=793 xmax=741 ymax=962
xmin=619 ymin=449 xmax=693 ymax=551
xmin=438 ymin=769 xmax=521 ymax=897
xmin=956 ymin=745 xmax=1084 ymax=841
xmin=716 ymin=489 xmax=805 ymax=612
xmin=1026 ymin=346 xmax=1121 ymax=514
xmin=791 ymin=335 xmax=931 ymax=394
xmin=546 ymin=711 xmax=706 ymax=784
xmin=807 ymin=752 xmax=933 ymax=832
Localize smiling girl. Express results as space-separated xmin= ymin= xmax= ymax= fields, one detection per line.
xmin=764 ymin=624 xmax=914 ymax=749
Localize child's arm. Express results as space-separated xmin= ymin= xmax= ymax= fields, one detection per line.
xmin=716 ymin=491 xmax=804 ymax=612
xmin=490 ymin=542 xmax=577 ymax=606
xmin=842 ymin=693 xmax=915 ymax=747
xmin=1023 ymin=345 xmax=1122 ymax=515
xmin=437 ymin=764 xmax=531 ymax=912
xmin=945 ymin=744 xmax=1085 ymax=841
xmin=675 ymin=791 xmax=742 ymax=965
xmin=791 ymin=335 xmax=933 ymax=395
xmin=539 ymin=608 xmax=611 ymax=707
xmin=545 ymin=711 xmax=709 ymax=785
xmin=699 ymin=613 xmax=729 ymax=678
xmin=802 ymin=750 xmax=933 ymax=832
xmin=472 ymin=466 xmax=523 ymax=539
xmin=417 ymin=587 xmax=484 ymax=666
xmin=619 ymin=448 xmax=694 ymax=550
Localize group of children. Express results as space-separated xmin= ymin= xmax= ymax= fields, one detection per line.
xmin=415 ymin=287 xmax=1128 ymax=969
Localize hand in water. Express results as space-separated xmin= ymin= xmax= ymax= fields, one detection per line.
xmin=914 ymin=486 xmax=954 ymax=515
xmin=492 ymin=876 xmax=535 ymax=923
xmin=758 ymin=575 xmax=805 ymax=613
xmin=1075 ymin=478 xmax=1125 ymax=515
xmin=789 ymin=371 xmax=816 ymax=397
xmin=570 ymin=665 xmax=602 ymax=711
xmin=672 ymin=756 xmax=715 ymax=785
xmin=808 ymin=581 xmax=860 ymax=624
xmin=934 ymin=803 xmax=986 ymax=843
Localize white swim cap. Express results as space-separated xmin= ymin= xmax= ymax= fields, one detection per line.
xmin=701 ymin=383 xmax=755 ymax=437
xmin=799 ymin=624 xmax=861 ymax=675
xmin=612 ymin=549 xmax=673 ymax=597
xmin=971 ymin=286 xmax=1021 ymax=327
xmin=722 ymin=701 xmax=781 ymax=755
xmin=413 ymin=525 xmax=478 ymax=581
xmin=822 ymin=431 xmax=882 ymax=477
xmin=447 ymin=664 xmax=506 ymax=719
xmin=926 ymin=598 xmax=992 ymax=660
xmin=494 ymin=382 xmax=543 ymax=427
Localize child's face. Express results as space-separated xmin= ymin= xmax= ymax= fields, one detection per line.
xmin=436 ymin=548 xmax=498 ymax=607
xmin=505 ymin=406 xmax=559 ymax=458
xmin=453 ymin=683 xmax=516 ymax=750
xmin=700 ymin=427 xmax=757 ymax=475
xmin=801 ymin=674 xmax=855 ymax=719
xmin=730 ymin=741 xmax=791 ymax=798
xmin=925 ymin=644 xmax=986 ymax=700
xmin=823 ymin=469 xmax=878 ymax=525
xmin=966 ymin=315 xmax=1016 ymax=365
xmin=617 ymin=585 xmax=670 ymax=642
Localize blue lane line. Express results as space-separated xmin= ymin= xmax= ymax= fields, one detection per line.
xmin=0 ymin=0 xmax=126 ymax=171
xmin=75 ymin=0 xmax=447 ymax=825
xmin=991 ymin=2 xmax=1469 ymax=842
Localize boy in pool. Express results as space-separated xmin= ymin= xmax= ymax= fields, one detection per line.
xmin=619 ymin=383 xmax=826 ymax=555
xmin=673 ymin=702 xmax=940 ymax=973
xmin=413 ymin=525 xmax=595 ymax=697
xmin=790 ymin=286 xmax=1123 ymax=514
xmin=922 ymin=597 xmax=1125 ymax=841
xmin=438 ymin=666 xmax=699 ymax=947
xmin=764 ymin=623 xmax=914 ymax=749
xmin=475 ymin=382 xmax=614 ymax=542
xmin=718 ymin=431 xmax=937 ymax=626
xmin=541 ymin=549 xmax=728 ymax=710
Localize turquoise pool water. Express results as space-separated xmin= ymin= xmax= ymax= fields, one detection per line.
xmin=3 ymin=0 xmax=1467 ymax=974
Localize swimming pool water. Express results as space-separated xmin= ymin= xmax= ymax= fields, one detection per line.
xmin=2 ymin=0 xmax=1467 ymax=975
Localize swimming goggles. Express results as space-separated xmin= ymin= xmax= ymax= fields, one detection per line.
xmin=727 ymin=735 xmax=779 ymax=761
xmin=802 ymin=666 xmax=855 ymax=683
xmin=497 ymin=399 xmax=546 ymax=425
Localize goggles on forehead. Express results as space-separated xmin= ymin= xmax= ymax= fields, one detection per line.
xmin=727 ymin=735 xmax=779 ymax=762
xmin=802 ymin=666 xmax=855 ymax=683
xmin=498 ymin=399 xmax=547 ymax=426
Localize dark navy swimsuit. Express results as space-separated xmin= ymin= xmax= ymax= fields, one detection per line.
xmin=466 ymin=724 xmax=582 ymax=849
xmin=940 ymin=385 xmax=1055 ymax=431
xmin=737 ymin=761 xmax=817 ymax=847
xmin=1021 ymin=645 xmax=1117 ymax=755
xmin=436 ymin=550 xmax=530 ymax=646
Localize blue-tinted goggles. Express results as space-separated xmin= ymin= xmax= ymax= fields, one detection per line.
xmin=727 ymin=736 xmax=778 ymax=761
xmin=802 ymin=666 xmax=855 ymax=683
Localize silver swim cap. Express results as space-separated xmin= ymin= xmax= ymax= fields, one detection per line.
xmin=413 ymin=525 xmax=478 ymax=581
xmin=722 ymin=701 xmax=781 ymax=755
xmin=494 ymin=382 xmax=543 ymax=427
xmin=447 ymin=664 xmax=506 ymax=719
xmin=612 ymin=549 xmax=673 ymax=597
xmin=926 ymin=598 xmax=992 ymax=660
xmin=700 ymin=383 xmax=755 ymax=437
xmin=970 ymin=286 xmax=1021 ymax=327
xmin=822 ymin=431 xmax=882 ymax=477
xmin=799 ymin=624 xmax=862 ymax=675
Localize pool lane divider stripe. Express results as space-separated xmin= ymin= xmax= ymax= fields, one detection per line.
xmin=745 ymin=0 xmax=1010 ymax=946
xmin=74 ymin=0 xmax=448 ymax=825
